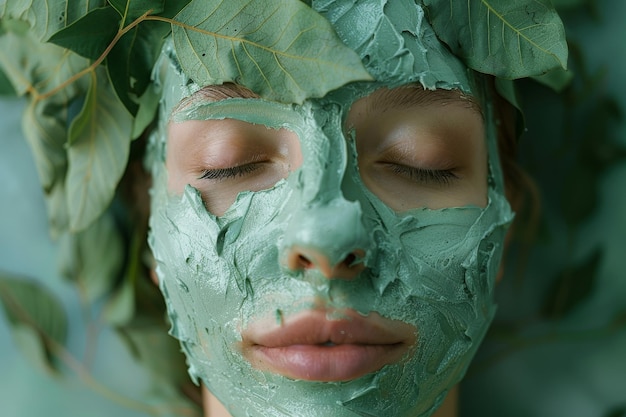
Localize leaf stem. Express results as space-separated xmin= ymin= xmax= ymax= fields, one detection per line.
xmin=37 ymin=10 xmax=154 ymax=101
xmin=142 ymin=15 xmax=338 ymax=63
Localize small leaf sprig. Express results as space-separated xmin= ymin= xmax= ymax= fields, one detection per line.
xmin=1 ymin=0 xmax=371 ymax=235
xmin=421 ymin=0 xmax=570 ymax=113
xmin=422 ymin=0 xmax=568 ymax=80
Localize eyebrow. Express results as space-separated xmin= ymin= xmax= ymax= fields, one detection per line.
xmin=174 ymin=83 xmax=482 ymax=117
xmin=172 ymin=83 xmax=259 ymax=116
xmin=366 ymin=85 xmax=483 ymax=116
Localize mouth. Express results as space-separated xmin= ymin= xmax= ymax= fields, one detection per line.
xmin=241 ymin=309 xmax=416 ymax=382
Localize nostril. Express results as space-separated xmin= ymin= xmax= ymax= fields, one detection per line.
xmin=298 ymin=254 xmax=312 ymax=269
xmin=343 ymin=253 xmax=356 ymax=267
xmin=284 ymin=247 xmax=366 ymax=279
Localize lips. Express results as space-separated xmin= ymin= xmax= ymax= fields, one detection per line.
xmin=241 ymin=309 xmax=416 ymax=382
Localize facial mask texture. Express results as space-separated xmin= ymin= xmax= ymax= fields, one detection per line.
xmin=313 ymin=0 xmax=473 ymax=92
xmin=148 ymin=1 xmax=514 ymax=416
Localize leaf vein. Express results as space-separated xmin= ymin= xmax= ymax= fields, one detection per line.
xmin=480 ymin=0 xmax=558 ymax=60
xmin=240 ymin=42 xmax=273 ymax=94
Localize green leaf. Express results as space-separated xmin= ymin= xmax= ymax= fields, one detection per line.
xmin=1 ymin=0 xmax=66 ymax=41
xmin=117 ymin=322 xmax=190 ymax=385
xmin=0 ymin=27 xmax=55 ymax=96
xmin=0 ymin=17 xmax=30 ymax=36
xmin=102 ymin=228 xmax=145 ymax=325
xmin=48 ymin=6 xmax=121 ymax=61
xmin=159 ymin=0 xmax=194 ymax=19
xmin=0 ymin=21 xmax=90 ymax=96
xmin=12 ymin=325 xmax=54 ymax=372
xmin=494 ymin=77 xmax=526 ymax=138
xmin=0 ymin=66 xmax=16 ymax=95
xmin=102 ymin=271 xmax=135 ymax=325
xmin=532 ymin=67 xmax=574 ymax=92
xmin=171 ymin=0 xmax=372 ymax=103
xmin=20 ymin=99 xmax=71 ymax=236
xmin=0 ymin=273 xmax=68 ymax=372
xmin=107 ymin=19 xmax=170 ymax=115
xmin=21 ymin=99 xmax=68 ymax=192
xmin=131 ymin=78 xmax=161 ymax=139
xmin=541 ymin=248 xmax=603 ymax=320
xmin=1 ymin=0 xmax=108 ymax=41
xmin=66 ymin=68 xmax=133 ymax=232
xmin=21 ymin=97 xmax=71 ymax=235
xmin=58 ymin=211 xmax=124 ymax=302
xmin=423 ymin=0 xmax=568 ymax=79
xmin=0 ymin=0 xmax=29 ymax=21
xmin=109 ymin=0 xmax=165 ymax=25
xmin=44 ymin=176 xmax=71 ymax=237
xmin=64 ymin=0 xmax=110 ymax=27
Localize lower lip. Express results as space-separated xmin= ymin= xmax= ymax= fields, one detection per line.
xmin=246 ymin=343 xmax=406 ymax=382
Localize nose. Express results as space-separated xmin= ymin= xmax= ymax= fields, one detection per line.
xmin=285 ymin=247 xmax=365 ymax=279
xmin=280 ymin=198 xmax=370 ymax=280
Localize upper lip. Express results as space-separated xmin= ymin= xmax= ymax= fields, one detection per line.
xmin=242 ymin=309 xmax=415 ymax=348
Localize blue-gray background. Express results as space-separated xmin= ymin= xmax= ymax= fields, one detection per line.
xmin=1 ymin=1 xmax=625 ymax=416
xmin=0 ymin=95 xmax=155 ymax=416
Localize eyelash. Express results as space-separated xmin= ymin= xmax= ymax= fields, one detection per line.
xmin=198 ymin=163 xmax=261 ymax=181
xmin=385 ymin=163 xmax=458 ymax=185
xmin=198 ymin=162 xmax=455 ymax=185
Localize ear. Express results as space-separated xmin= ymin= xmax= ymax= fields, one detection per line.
xmin=150 ymin=268 xmax=159 ymax=285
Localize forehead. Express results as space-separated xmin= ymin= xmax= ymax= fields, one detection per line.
xmin=353 ymin=85 xmax=483 ymax=116
xmin=172 ymin=82 xmax=483 ymax=120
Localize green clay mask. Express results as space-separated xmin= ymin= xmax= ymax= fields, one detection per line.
xmin=148 ymin=2 xmax=514 ymax=416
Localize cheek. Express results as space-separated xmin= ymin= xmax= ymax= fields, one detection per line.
xmin=165 ymin=122 xmax=197 ymax=193
xmin=165 ymin=160 xmax=187 ymax=194
xmin=164 ymin=141 xmax=194 ymax=195
xmin=150 ymin=195 xmax=243 ymax=355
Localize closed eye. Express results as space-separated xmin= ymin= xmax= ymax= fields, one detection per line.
xmin=382 ymin=163 xmax=458 ymax=185
xmin=198 ymin=163 xmax=263 ymax=181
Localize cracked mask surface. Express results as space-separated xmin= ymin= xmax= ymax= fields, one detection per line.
xmin=148 ymin=2 xmax=514 ymax=416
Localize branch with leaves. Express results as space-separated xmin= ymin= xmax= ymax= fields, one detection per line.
xmin=1 ymin=0 xmax=369 ymax=236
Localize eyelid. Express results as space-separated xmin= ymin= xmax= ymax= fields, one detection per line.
xmin=196 ymin=148 xmax=271 ymax=180
xmin=381 ymin=163 xmax=459 ymax=185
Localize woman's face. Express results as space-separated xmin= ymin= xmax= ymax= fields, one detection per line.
xmin=149 ymin=79 xmax=512 ymax=416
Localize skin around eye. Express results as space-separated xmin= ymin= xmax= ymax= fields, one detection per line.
xmin=347 ymin=87 xmax=488 ymax=211
xmin=166 ymin=118 xmax=302 ymax=215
